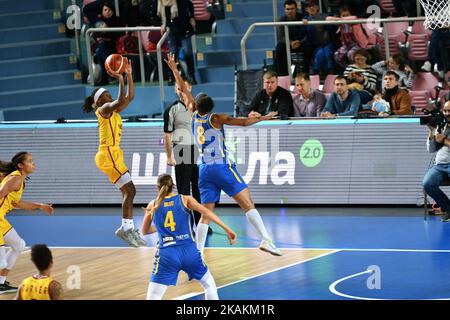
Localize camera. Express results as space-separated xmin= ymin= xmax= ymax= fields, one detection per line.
xmin=420 ymin=107 xmax=448 ymax=133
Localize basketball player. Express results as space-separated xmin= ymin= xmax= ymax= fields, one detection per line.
xmin=0 ymin=152 xmax=54 ymax=294
xmin=142 ymin=174 xmax=237 ymax=300
xmin=82 ymin=60 xmax=146 ymax=248
xmin=14 ymin=244 xmax=63 ymax=300
xmin=165 ymin=53 xmax=282 ymax=256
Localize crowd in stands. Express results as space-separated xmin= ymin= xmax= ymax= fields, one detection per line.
xmin=264 ymin=0 xmax=449 ymax=118
xmin=82 ymin=0 xmax=219 ymax=85
xmin=81 ymin=0 xmax=449 ymax=118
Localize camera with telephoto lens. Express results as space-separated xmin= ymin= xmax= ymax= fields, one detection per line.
xmin=420 ymin=107 xmax=448 ymax=133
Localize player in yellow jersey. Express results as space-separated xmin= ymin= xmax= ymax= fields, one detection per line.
xmin=15 ymin=244 xmax=63 ymax=300
xmin=0 ymin=152 xmax=54 ymax=294
xmin=82 ymin=61 xmax=146 ymax=248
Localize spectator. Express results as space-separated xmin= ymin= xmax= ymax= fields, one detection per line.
xmin=93 ymin=2 xmax=125 ymax=85
xmin=293 ymin=72 xmax=327 ymax=117
xmin=392 ymin=0 xmax=417 ymax=17
xmin=343 ymin=49 xmax=378 ymax=96
xmin=370 ymin=92 xmax=390 ymax=116
xmin=422 ymin=100 xmax=450 ymax=222
xmin=321 ymin=75 xmax=361 ymax=117
xmin=82 ymin=0 xmax=113 ymax=27
xmin=372 ymin=53 xmax=414 ymax=91
xmin=303 ymin=0 xmax=336 ymax=75
xmin=421 ymin=28 xmax=450 ymax=79
xmin=327 ymin=6 xmax=369 ymax=69
xmin=247 ymin=71 xmax=294 ymax=119
xmin=382 ymin=70 xmax=412 ymax=115
xmin=139 ymin=0 xmax=161 ymax=26
xmin=274 ymin=0 xmax=312 ymax=76
xmin=159 ymin=0 xmax=197 ymax=84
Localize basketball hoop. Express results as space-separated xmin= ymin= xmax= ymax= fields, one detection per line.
xmin=419 ymin=0 xmax=450 ymax=30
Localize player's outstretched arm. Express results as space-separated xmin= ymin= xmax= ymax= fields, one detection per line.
xmin=214 ymin=111 xmax=278 ymax=127
xmin=15 ymin=200 xmax=54 ymax=215
xmin=116 ymin=60 xmax=134 ymax=113
xmin=141 ymin=201 xmax=158 ymax=235
xmin=98 ymin=67 xmax=126 ymax=117
xmin=184 ymin=195 xmax=237 ymax=245
xmin=164 ymin=53 xmax=195 ymax=113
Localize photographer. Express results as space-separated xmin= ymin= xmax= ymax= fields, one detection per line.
xmin=423 ymin=100 xmax=450 ymax=222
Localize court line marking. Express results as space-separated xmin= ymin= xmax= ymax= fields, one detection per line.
xmin=172 ymin=249 xmax=340 ymax=300
xmin=22 ymin=246 xmax=450 ymax=253
xmin=329 ymin=269 xmax=450 ymax=301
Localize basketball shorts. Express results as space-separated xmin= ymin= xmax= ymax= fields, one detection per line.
xmin=198 ymin=163 xmax=248 ymax=204
xmin=150 ymin=243 xmax=207 ymax=286
xmin=95 ymin=147 xmax=130 ymax=186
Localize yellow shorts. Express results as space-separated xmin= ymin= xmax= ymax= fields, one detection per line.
xmin=95 ymin=147 xmax=129 ymax=184
xmin=0 ymin=217 xmax=12 ymax=246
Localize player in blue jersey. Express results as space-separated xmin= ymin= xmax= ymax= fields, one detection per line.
xmin=142 ymin=173 xmax=237 ymax=300
xmin=165 ymin=53 xmax=282 ymax=257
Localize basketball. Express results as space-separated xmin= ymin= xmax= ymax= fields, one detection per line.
xmin=105 ymin=54 xmax=128 ymax=74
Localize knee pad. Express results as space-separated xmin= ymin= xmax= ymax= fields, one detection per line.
xmin=0 ymin=258 xmax=7 ymax=270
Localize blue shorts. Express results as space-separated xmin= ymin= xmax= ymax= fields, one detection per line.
xmin=198 ymin=163 xmax=248 ymax=204
xmin=150 ymin=243 xmax=207 ymax=286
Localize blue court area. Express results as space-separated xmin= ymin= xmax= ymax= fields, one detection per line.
xmin=7 ymin=207 xmax=450 ymax=300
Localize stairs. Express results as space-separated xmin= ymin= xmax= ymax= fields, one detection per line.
xmin=0 ymin=0 xmax=85 ymax=121
xmin=192 ymin=0 xmax=281 ymax=114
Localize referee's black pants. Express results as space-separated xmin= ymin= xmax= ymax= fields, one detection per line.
xmin=173 ymin=144 xmax=201 ymax=226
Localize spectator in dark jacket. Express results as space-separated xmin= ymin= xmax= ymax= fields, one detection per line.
xmin=159 ymin=0 xmax=197 ymax=84
xmin=274 ymin=0 xmax=312 ymax=76
xmin=247 ymin=71 xmax=294 ymax=119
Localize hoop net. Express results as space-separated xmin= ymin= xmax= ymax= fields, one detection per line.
xmin=419 ymin=0 xmax=450 ymax=30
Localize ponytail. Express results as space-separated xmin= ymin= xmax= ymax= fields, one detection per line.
xmin=0 ymin=151 xmax=29 ymax=176
xmin=82 ymin=88 xmax=101 ymax=113
xmin=145 ymin=174 xmax=174 ymax=216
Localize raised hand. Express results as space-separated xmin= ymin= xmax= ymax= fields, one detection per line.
xmin=164 ymin=53 xmax=179 ymax=73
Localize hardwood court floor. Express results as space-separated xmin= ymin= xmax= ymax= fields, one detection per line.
xmin=0 ymin=247 xmax=332 ymax=300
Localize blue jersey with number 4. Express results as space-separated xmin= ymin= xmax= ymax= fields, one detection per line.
xmin=152 ymin=194 xmax=194 ymax=248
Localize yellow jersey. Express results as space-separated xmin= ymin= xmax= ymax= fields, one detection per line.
xmin=96 ymin=109 xmax=123 ymax=149
xmin=20 ymin=275 xmax=53 ymax=300
xmin=0 ymin=170 xmax=24 ymax=218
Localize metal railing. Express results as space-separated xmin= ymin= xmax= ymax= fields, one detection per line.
xmin=85 ymin=26 xmax=170 ymax=109
xmin=240 ymin=16 xmax=426 ymax=72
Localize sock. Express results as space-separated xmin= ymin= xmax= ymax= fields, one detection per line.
xmin=121 ymin=219 xmax=134 ymax=231
xmin=245 ymin=209 xmax=270 ymax=240
xmin=0 ymin=276 xmax=5 ymax=285
xmin=195 ymin=223 xmax=209 ymax=253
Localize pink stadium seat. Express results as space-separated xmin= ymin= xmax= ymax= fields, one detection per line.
xmin=410 ymin=90 xmax=431 ymax=114
xmin=410 ymin=21 xmax=432 ymax=38
xmin=322 ymin=74 xmax=337 ymax=94
xmin=412 ymin=72 xmax=440 ymax=96
xmin=310 ymin=74 xmax=320 ymax=90
xmin=376 ymin=20 xmax=408 ymax=57
xmin=278 ymin=75 xmax=291 ymax=91
xmin=377 ymin=0 xmax=397 ymax=15
xmin=192 ymin=0 xmax=211 ymax=21
xmin=406 ymin=34 xmax=429 ymax=61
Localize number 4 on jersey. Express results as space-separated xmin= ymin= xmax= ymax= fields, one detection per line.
xmin=164 ymin=210 xmax=176 ymax=231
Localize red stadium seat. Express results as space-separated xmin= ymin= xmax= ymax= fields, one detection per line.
xmin=406 ymin=34 xmax=429 ymax=61
xmin=278 ymin=75 xmax=291 ymax=91
xmin=377 ymin=0 xmax=397 ymax=15
xmin=322 ymin=74 xmax=337 ymax=94
xmin=410 ymin=90 xmax=431 ymax=114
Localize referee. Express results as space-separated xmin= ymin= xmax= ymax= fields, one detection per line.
xmin=163 ymin=79 xmax=211 ymax=234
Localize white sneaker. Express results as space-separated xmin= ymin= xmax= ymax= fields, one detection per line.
xmin=132 ymin=229 xmax=147 ymax=247
xmin=259 ymin=238 xmax=282 ymax=256
xmin=421 ymin=61 xmax=431 ymax=72
xmin=115 ymin=227 xmax=139 ymax=248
